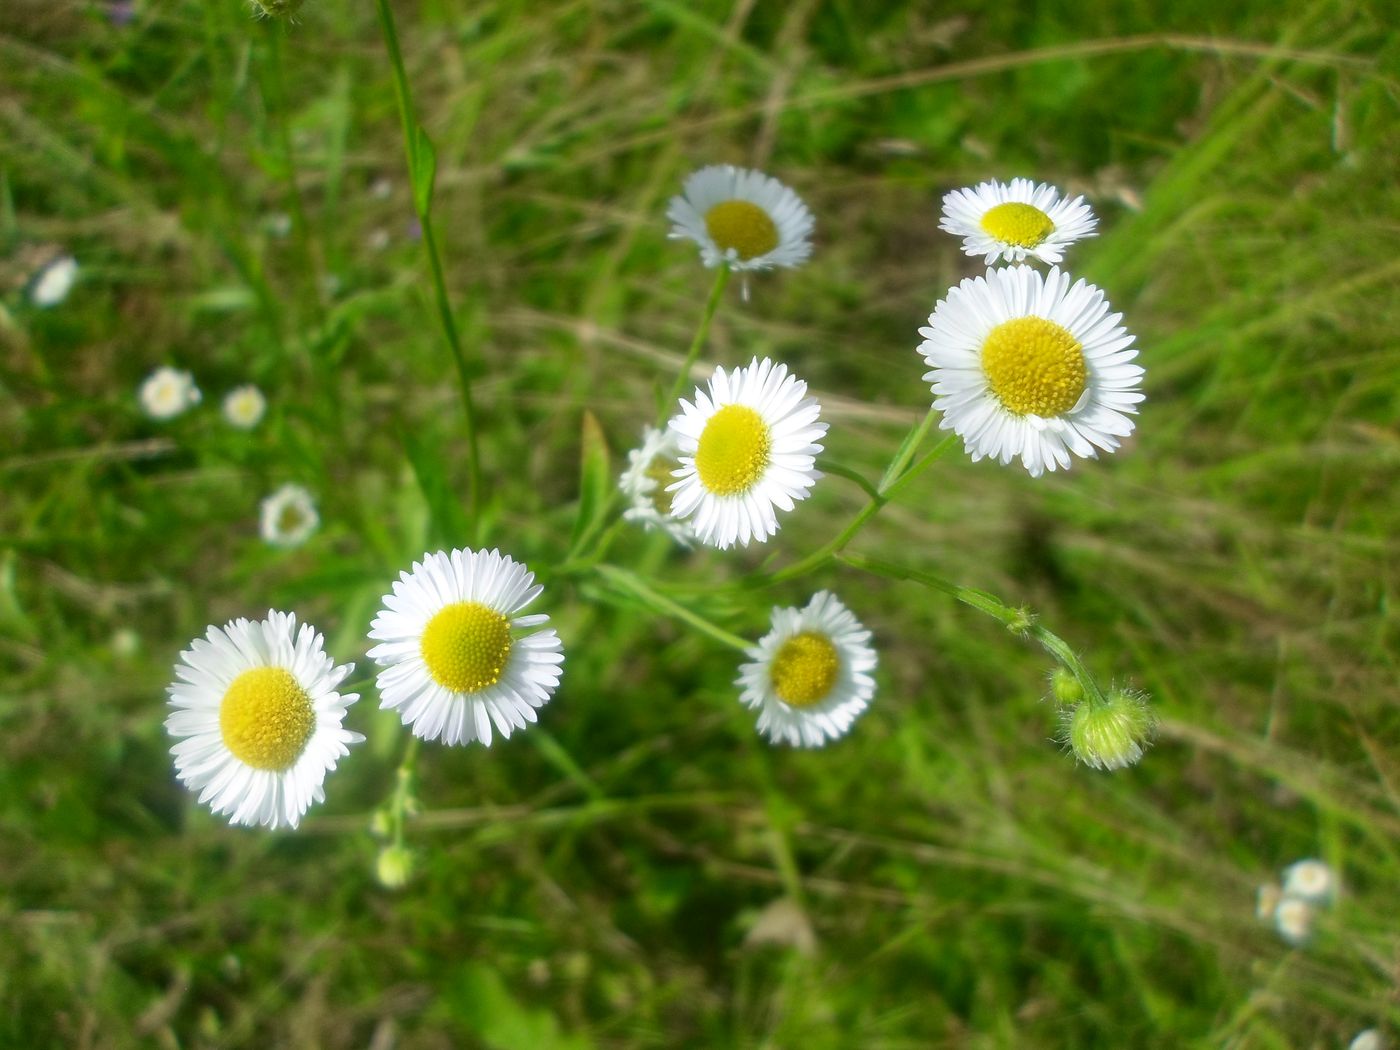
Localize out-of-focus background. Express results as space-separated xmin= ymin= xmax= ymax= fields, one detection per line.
xmin=2 ymin=1 xmax=1397 ymax=1046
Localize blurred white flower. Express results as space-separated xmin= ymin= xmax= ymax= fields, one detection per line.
xmin=1255 ymin=882 xmax=1281 ymax=921
xmin=619 ymin=425 xmax=696 ymax=547
xmin=1282 ymin=858 xmax=1337 ymax=905
xmin=668 ymin=165 xmax=814 ymax=272
xmin=939 ymin=177 xmax=1097 ymax=266
xmin=1274 ymin=897 xmax=1315 ymax=946
xmin=222 ymin=385 xmax=266 ymax=430
xmin=139 ymin=367 xmax=201 ymax=421
xmin=1349 ymin=1029 xmax=1385 ymax=1050
xmin=259 ymin=484 xmax=319 ymax=548
xmin=30 ymin=255 xmax=78 ymax=307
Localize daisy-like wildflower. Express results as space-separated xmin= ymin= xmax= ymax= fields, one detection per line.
xmin=1255 ymin=882 xmax=1282 ymax=921
xmin=619 ymin=425 xmax=697 ymax=547
xmin=165 ymin=610 xmax=362 ymax=830
xmin=29 ymin=255 xmax=78 ymax=307
xmin=939 ymin=178 xmax=1097 ymax=266
xmin=367 ymin=548 xmax=564 ymax=747
xmin=1282 ymin=858 xmax=1337 ymax=904
xmin=918 ymin=265 xmax=1145 ymax=477
xmin=668 ymin=165 xmax=814 ymax=272
xmin=668 ymin=357 xmax=825 ymax=549
xmin=260 ymin=484 xmax=319 ymax=548
xmin=139 ymin=366 xmax=202 ymax=421
xmin=222 ymin=385 xmax=267 ymax=430
xmin=737 ymin=591 xmax=877 ymax=748
xmin=1349 ymin=1030 xmax=1385 ymax=1050
xmin=1274 ymin=896 xmax=1315 ymax=946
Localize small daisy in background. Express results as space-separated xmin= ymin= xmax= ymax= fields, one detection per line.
xmin=1273 ymin=896 xmax=1315 ymax=946
xmin=1282 ymin=858 xmax=1337 ymax=904
xmin=1259 ymin=856 xmax=1339 ymax=946
xmin=737 ymin=591 xmax=877 ymax=748
xmin=367 ymin=548 xmax=564 ymax=747
xmin=1255 ymin=882 xmax=1282 ymax=921
xmin=619 ymin=425 xmax=696 ymax=547
xmin=165 ymin=610 xmax=363 ymax=830
xmin=29 ymin=255 xmax=78 ymax=308
xmin=918 ymin=265 xmax=1144 ymax=477
xmin=222 ymin=385 xmax=267 ymax=430
xmin=1349 ymin=1030 xmax=1386 ymax=1050
xmin=668 ymin=165 xmax=814 ymax=274
xmin=668 ymin=357 xmax=826 ymax=549
xmin=939 ymin=178 xmax=1097 ymax=266
xmin=139 ymin=366 xmax=202 ymax=421
xmin=260 ymin=484 xmax=319 ymax=548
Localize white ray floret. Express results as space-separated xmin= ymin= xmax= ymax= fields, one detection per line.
xmin=139 ymin=366 xmax=201 ymax=421
xmin=737 ymin=591 xmax=877 ymax=748
xmin=668 ymin=357 xmax=826 ymax=549
xmin=939 ymin=178 xmax=1097 ymax=266
xmin=619 ymin=425 xmax=697 ymax=547
xmin=223 ymin=385 xmax=267 ymax=429
xmin=165 ymin=610 xmax=363 ymax=830
xmin=260 ymin=484 xmax=319 ymax=548
xmin=918 ymin=264 xmax=1145 ymax=478
xmin=367 ymin=548 xmax=564 ymax=747
xmin=668 ymin=165 xmax=814 ymax=272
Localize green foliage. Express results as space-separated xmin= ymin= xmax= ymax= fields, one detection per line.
xmin=0 ymin=0 xmax=1397 ymax=1047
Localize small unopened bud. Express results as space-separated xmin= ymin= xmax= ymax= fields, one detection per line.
xmin=375 ymin=845 xmax=413 ymax=889
xmin=1049 ymin=667 xmax=1083 ymax=706
xmin=1061 ymin=687 xmax=1156 ymax=771
xmin=1006 ymin=606 xmax=1037 ymax=637
xmin=251 ymin=0 xmax=306 ymax=18
xmin=368 ymin=808 xmax=392 ymax=838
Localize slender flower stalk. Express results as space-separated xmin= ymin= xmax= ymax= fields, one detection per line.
xmin=664 ymin=264 xmax=732 ymax=416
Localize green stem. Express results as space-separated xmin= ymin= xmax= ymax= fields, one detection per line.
xmin=265 ymin=23 xmax=322 ymax=317
xmin=663 ymin=264 xmax=732 ymax=417
xmin=839 ymin=552 xmax=1107 ymax=706
xmin=878 ymin=406 xmax=937 ymax=493
xmin=390 ymin=734 xmax=420 ymax=849
xmin=596 ymin=564 xmax=750 ymax=652
xmin=373 ymin=0 xmax=483 ymax=535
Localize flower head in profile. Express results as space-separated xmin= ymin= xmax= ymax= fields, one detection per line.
xmin=619 ymin=426 xmax=697 ymax=547
xmin=1060 ymin=686 xmax=1156 ymax=771
xmin=1282 ymin=858 xmax=1337 ymax=905
xmin=668 ymin=165 xmax=814 ymax=273
xmin=919 ymin=265 xmax=1144 ymax=477
xmin=165 ymin=610 xmax=363 ymax=830
xmin=940 ymin=178 xmax=1097 ymax=266
xmin=139 ymin=366 xmax=201 ymax=421
xmin=1274 ymin=896 xmax=1315 ymax=946
xmin=260 ymin=484 xmax=319 ymax=548
xmin=223 ymin=385 xmax=267 ymax=430
xmin=668 ymin=357 xmax=825 ymax=549
xmin=29 ymin=255 xmax=78 ymax=307
xmin=368 ymin=548 xmax=564 ymax=747
xmin=737 ymin=592 xmax=877 ymax=748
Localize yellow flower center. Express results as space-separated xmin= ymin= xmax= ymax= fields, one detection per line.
xmin=770 ymin=632 xmax=840 ymax=706
xmin=276 ymin=504 xmax=305 ymax=534
xmin=704 ymin=200 xmax=779 ymax=260
xmin=220 ymin=667 xmax=315 ymax=771
xmin=420 ymin=601 xmax=513 ymax=694
xmin=644 ymin=457 xmax=679 ymax=515
xmin=981 ymin=316 xmax=1087 ymax=418
xmin=695 ymin=405 xmax=771 ymax=496
xmin=979 ymin=202 xmax=1055 ymax=248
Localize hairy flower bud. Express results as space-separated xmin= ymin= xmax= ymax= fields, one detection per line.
xmin=251 ymin=0 xmax=307 ymax=18
xmin=1049 ymin=666 xmax=1083 ymax=706
xmin=1061 ymin=687 xmax=1156 ymax=771
xmin=375 ymin=845 xmax=414 ymax=889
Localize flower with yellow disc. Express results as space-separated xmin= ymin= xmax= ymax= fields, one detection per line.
xmin=939 ymin=178 xmax=1097 ymax=266
xmin=667 ymin=165 xmax=814 ymax=273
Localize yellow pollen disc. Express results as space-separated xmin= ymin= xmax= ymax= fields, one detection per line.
xmin=695 ymin=405 xmax=771 ymax=497
xmin=980 ymin=202 xmax=1055 ymax=248
xmin=644 ymin=457 xmax=680 ymax=516
xmin=704 ymin=200 xmax=779 ymax=260
xmin=276 ymin=505 xmax=304 ymax=533
xmin=420 ymin=601 xmax=513 ymax=694
xmin=220 ymin=667 xmax=315 ymax=771
xmin=769 ymin=632 xmax=841 ymax=707
xmin=981 ymin=316 xmax=1087 ymax=417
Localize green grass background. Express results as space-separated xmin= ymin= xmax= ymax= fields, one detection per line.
xmin=2 ymin=0 xmax=1398 ymax=1046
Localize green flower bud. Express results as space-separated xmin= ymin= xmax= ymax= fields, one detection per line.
xmin=375 ymin=845 xmax=414 ymax=889
xmin=1049 ymin=666 xmax=1083 ymax=706
xmin=1061 ymin=687 xmax=1156 ymax=771
xmin=251 ymin=0 xmax=307 ymax=19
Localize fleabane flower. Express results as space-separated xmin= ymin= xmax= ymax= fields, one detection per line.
xmin=919 ymin=265 xmax=1145 ymax=477
xmin=619 ymin=426 xmax=697 ymax=547
xmin=668 ymin=358 xmax=825 ymax=549
xmin=668 ymin=165 xmax=814 ymax=272
xmin=260 ymin=484 xmax=319 ymax=548
xmin=1282 ymin=859 xmax=1337 ymax=905
xmin=139 ymin=366 xmax=201 ymax=421
xmin=165 ymin=610 xmax=363 ymax=830
xmin=939 ymin=178 xmax=1097 ymax=265
xmin=30 ymin=255 xmax=78 ymax=307
xmin=223 ymin=385 xmax=267 ymax=430
xmin=1274 ymin=896 xmax=1315 ymax=946
xmin=367 ymin=548 xmax=564 ymax=747
xmin=737 ymin=591 xmax=877 ymax=748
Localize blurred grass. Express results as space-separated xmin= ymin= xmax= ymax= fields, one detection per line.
xmin=1 ymin=0 xmax=1397 ymax=1046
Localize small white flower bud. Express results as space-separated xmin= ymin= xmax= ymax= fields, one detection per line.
xmin=1061 ymin=687 xmax=1156 ymax=771
xmin=375 ymin=845 xmax=413 ymax=890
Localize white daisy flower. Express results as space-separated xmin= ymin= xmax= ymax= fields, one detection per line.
xmin=260 ymin=484 xmax=319 ymax=548
xmin=918 ymin=265 xmax=1145 ymax=477
xmin=222 ymin=385 xmax=267 ymax=430
xmin=737 ymin=591 xmax=877 ymax=748
xmin=939 ymin=178 xmax=1097 ymax=266
xmin=1255 ymin=882 xmax=1282 ymax=921
xmin=367 ymin=548 xmax=564 ymax=747
xmin=138 ymin=366 xmax=202 ymax=421
xmin=668 ymin=357 xmax=825 ymax=549
xmin=1349 ymin=1030 xmax=1385 ymax=1050
xmin=30 ymin=255 xmax=79 ymax=307
xmin=619 ymin=425 xmax=697 ymax=547
xmin=165 ymin=610 xmax=363 ymax=830
xmin=1274 ymin=896 xmax=1315 ymax=946
xmin=1282 ymin=858 xmax=1337 ymax=904
xmin=668 ymin=165 xmax=814 ymax=272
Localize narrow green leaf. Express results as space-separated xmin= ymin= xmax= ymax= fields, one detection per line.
xmin=400 ymin=423 xmax=472 ymax=547
xmin=569 ymin=410 xmax=612 ymax=550
xmin=410 ymin=124 xmax=436 ymax=215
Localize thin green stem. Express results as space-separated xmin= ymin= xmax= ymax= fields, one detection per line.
xmin=265 ymin=23 xmax=322 ymax=318
xmin=878 ymin=406 xmax=937 ymax=493
xmin=663 ymin=265 xmax=732 ymax=417
xmin=374 ymin=0 xmax=483 ymax=535
xmin=820 ymin=460 xmax=881 ymax=501
xmin=880 ymin=434 xmax=957 ymax=501
xmin=596 ymin=564 xmax=750 ymax=652
xmin=390 ymin=733 xmax=420 ymax=850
